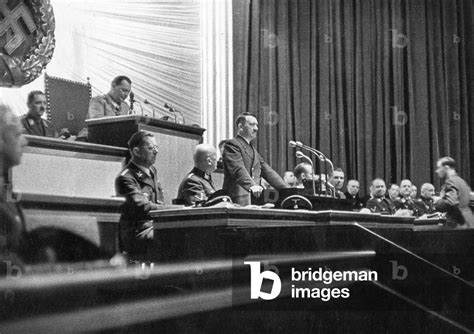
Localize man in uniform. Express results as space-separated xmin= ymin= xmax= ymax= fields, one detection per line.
xmin=329 ymin=168 xmax=346 ymax=198
xmin=393 ymin=179 xmax=419 ymax=215
xmin=176 ymin=144 xmax=217 ymax=206
xmin=222 ymin=113 xmax=288 ymax=206
xmin=115 ymin=131 xmax=164 ymax=257
xmin=434 ymin=157 xmax=473 ymax=228
xmin=366 ymin=179 xmax=396 ymax=214
xmin=88 ymin=75 xmax=132 ymax=119
xmin=344 ymin=179 xmax=365 ymax=210
xmin=21 ymin=91 xmax=54 ymax=137
xmin=414 ymin=183 xmax=437 ymax=216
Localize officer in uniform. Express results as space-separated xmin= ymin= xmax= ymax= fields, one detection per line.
xmin=115 ymin=131 xmax=164 ymax=257
xmin=414 ymin=183 xmax=437 ymax=216
xmin=20 ymin=91 xmax=54 ymax=137
xmin=393 ymin=179 xmax=419 ymax=216
xmin=176 ymin=144 xmax=217 ymax=206
xmin=366 ymin=179 xmax=396 ymax=214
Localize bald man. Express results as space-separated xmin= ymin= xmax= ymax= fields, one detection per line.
xmin=414 ymin=183 xmax=437 ymax=216
xmin=176 ymin=144 xmax=218 ymax=206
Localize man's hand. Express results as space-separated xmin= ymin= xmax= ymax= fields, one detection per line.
xmin=249 ymin=185 xmax=264 ymax=197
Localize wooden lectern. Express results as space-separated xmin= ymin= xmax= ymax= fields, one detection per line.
xmin=86 ymin=115 xmax=206 ymax=204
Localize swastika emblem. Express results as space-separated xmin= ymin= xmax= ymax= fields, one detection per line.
xmin=0 ymin=0 xmax=36 ymax=55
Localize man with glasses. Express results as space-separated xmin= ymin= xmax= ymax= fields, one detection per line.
xmin=115 ymin=131 xmax=164 ymax=258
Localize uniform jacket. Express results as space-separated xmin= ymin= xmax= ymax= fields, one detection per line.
xmin=393 ymin=197 xmax=420 ymax=216
xmin=344 ymin=192 xmax=365 ymax=210
xmin=176 ymin=167 xmax=216 ymax=206
xmin=88 ymin=93 xmax=129 ymax=119
xmin=435 ymin=173 xmax=473 ymax=227
xmin=20 ymin=114 xmax=55 ymax=137
xmin=115 ymin=161 xmax=164 ymax=254
xmin=414 ymin=196 xmax=436 ymax=216
xmin=366 ymin=197 xmax=396 ymax=215
xmin=222 ymin=136 xmax=288 ymax=206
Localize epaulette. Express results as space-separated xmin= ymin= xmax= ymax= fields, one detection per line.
xmin=120 ymin=169 xmax=129 ymax=176
xmin=187 ymin=173 xmax=195 ymax=179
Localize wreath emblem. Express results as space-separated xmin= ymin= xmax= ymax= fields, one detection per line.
xmin=0 ymin=0 xmax=55 ymax=87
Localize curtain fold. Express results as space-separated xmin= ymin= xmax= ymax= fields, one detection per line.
xmin=233 ymin=0 xmax=473 ymax=194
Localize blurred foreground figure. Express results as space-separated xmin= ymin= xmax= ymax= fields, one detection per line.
xmin=0 ymin=105 xmax=28 ymax=269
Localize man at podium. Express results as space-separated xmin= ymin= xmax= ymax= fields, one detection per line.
xmin=222 ymin=113 xmax=288 ymax=206
xmin=88 ymin=75 xmax=132 ymax=118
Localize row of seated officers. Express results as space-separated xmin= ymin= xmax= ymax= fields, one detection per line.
xmin=14 ymin=78 xmax=474 ymax=260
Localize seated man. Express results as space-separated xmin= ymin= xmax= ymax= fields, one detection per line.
xmin=115 ymin=131 xmax=164 ymax=257
xmin=434 ymin=157 xmax=473 ymax=228
xmin=386 ymin=183 xmax=400 ymax=201
xmin=329 ymin=168 xmax=346 ymax=198
xmin=282 ymin=171 xmax=297 ymax=187
xmin=216 ymin=139 xmax=227 ymax=170
xmin=393 ymin=179 xmax=419 ymax=215
xmin=366 ymin=179 xmax=396 ymax=214
xmin=176 ymin=144 xmax=217 ymax=206
xmin=21 ymin=90 xmax=54 ymax=137
xmin=344 ymin=179 xmax=365 ymax=210
xmin=414 ymin=183 xmax=437 ymax=216
xmin=88 ymin=75 xmax=132 ymax=119
xmin=293 ymin=163 xmax=313 ymax=189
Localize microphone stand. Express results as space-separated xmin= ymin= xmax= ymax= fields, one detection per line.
xmin=290 ymin=141 xmax=336 ymax=197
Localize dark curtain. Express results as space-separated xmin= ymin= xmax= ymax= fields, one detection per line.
xmin=233 ymin=0 xmax=473 ymax=195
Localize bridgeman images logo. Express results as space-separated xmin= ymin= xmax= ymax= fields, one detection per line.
xmin=245 ymin=261 xmax=282 ymax=300
xmin=245 ymin=261 xmax=379 ymax=301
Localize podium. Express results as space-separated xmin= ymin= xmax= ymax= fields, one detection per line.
xmin=86 ymin=115 xmax=206 ymax=203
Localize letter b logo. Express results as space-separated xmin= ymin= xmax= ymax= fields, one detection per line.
xmin=245 ymin=261 xmax=281 ymax=300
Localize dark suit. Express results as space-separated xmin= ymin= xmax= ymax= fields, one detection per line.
xmin=88 ymin=93 xmax=129 ymax=119
xmin=435 ymin=173 xmax=473 ymax=228
xmin=176 ymin=167 xmax=216 ymax=206
xmin=222 ymin=136 xmax=288 ymax=206
xmin=366 ymin=197 xmax=396 ymax=215
xmin=20 ymin=114 xmax=54 ymax=137
xmin=115 ymin=162 xmax=164 ymax=255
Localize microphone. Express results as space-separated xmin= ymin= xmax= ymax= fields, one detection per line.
xmin=295 ymin=151 xmax=316 ymax=196
xmin=164 ymin=103 xmax=174 ymax=112
xmin=164 ymin=103 xmax=185 ymax=124
xmin=144 ymin=99 xmax=159 ymax=119
xmin=290 ymin=140 xmax=335 ymax=196
xmin=129 ymin=92 xmax=135 ymax=114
